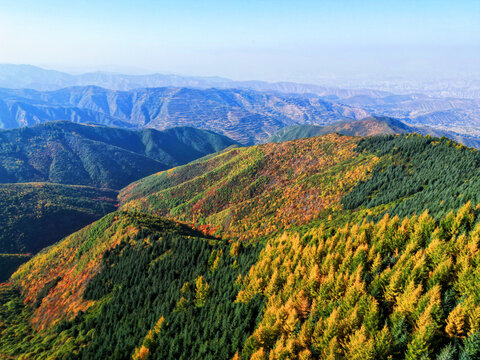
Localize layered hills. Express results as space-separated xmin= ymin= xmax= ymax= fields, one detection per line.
xmin=2 ymin=82 xmax=479 ymax=146
xmin=4 ymin=134 xmax=480 ymax=359
xmin=2 ymin=64 xmax=480 ymax=144
xmin=0 ymin=121 xmax=236 ymax=189
xmin=0 ymin=121 xmax=235 ymax=280
xmin=0 ymin=86 xmax=368 ymax=144
xmin=0 ymin=64 xmax=390 ymax=98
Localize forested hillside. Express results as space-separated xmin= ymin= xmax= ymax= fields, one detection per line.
xmin=0 ymin=183 xmax=117 ymax=281
xmin=342 ymin=134 xmax=480 ymax=219
xmin=0 ymin=121 xmax=236 ymax=188
xmin=120 ymin=134 xmax=378 ymax=240
xmin=0 ymin=212 xmax=263 ymax=359
xmin=120 ymin=133 xmax=480 ymax=240
xmin=0 ymin=183 xmax=117 ymax=254
xmin=4 ymin=133 xmax=480 ymax=359
xmin=236 ymin=202 xmax=480 ymax=359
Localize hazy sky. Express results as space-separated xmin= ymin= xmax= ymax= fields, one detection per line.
xmin=0 ymin=0 xmax=478 ymax=82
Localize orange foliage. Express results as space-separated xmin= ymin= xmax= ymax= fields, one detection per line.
xmin=120 ymin=134 xmax=378 ymax=241
xmin=11 ymin=214 xmax=142 ymax=330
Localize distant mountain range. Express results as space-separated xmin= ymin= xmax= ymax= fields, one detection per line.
xmin=1 ymin=80 xmax=479 ymax=149
xmin=325 ymin=77 xmax=480 ymax=99
xmin=0 ymin=64 xmax=389 ymax=97
xmin=4 ymin=64 xmax=479 ymax=99
xmin=0 ymin=121 xmax=236 ymax=188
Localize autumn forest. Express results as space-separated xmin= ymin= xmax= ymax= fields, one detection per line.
xmin=1 ymin=130 xmax=480 ymax=360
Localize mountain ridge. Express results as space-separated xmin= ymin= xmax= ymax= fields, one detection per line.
xmin=268 ymin=116 xmax=480 ymax=149
xmin=0 ymin=121 xmax=237 ymax=188
xmin=119 ymin=133 xmax=378 ymax=240
xmin=268 ymin=116 xmax=413 ymax=142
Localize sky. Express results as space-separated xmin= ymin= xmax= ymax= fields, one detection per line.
xmin=0 ymin=0 xmax=478 ymax=83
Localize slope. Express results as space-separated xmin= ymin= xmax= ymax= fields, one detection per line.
xmin=0 ymin=183 xmax=117 ymax=281
xmin=119 ymin=134 xmax=378 ymax=240
xmin=0 ymin=121 xmax=237 ymax=189
xmin=341 ymin=134 xmax=480 ymax=219
xmin=5 ymin=205 xmax=480 ymax=359
xmin=0 ymin=183 xmax=117 ymax=254
xmin=236 ymin=202 xmax=480 ymax=359
xmin=0 ymin=211 xmax=263 ymax=360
